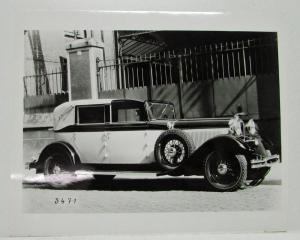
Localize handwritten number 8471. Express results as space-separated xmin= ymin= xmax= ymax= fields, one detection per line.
xmin=54 ymin=198 xmax=77 ymax=204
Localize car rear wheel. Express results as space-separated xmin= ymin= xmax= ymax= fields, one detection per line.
xmin=203 ymin=150 xmax=247 ymax=191
xmin=154 ymin=129 xmax=195 ymax=170
xmin=44 ymin=152 xmax=73 ymax=175
xmin=43 ymin=150 xmax=75 ymax=188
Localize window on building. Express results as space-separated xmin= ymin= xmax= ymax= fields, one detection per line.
xmin=64 ymin=30 xmax=86 ymax=40
xmin=77 ymin=105 xmax=110 ymax=124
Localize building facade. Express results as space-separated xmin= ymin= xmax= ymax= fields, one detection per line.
xmin=23 ymin=30 xmax=281 ymax=153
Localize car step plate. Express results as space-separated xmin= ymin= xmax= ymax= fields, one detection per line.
xmin=74 ymin=170 xmax=204 ymax=179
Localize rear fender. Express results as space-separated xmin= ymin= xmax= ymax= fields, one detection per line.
xmin=33 ymin=141 xmax=80 ymax=171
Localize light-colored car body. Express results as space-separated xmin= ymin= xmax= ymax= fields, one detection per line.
xmin=53 ymin=99 xmax=228 ymax=165
xmin=29 ymin=98 xmax=280 ymax=191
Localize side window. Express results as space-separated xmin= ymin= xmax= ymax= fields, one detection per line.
xmin=77 ymin=105 xmax=109 ymax=124
xmin=111 ymin=101 xmax=147 ymax=122
xmin=117 ymin=108 xmax=141 ymax=122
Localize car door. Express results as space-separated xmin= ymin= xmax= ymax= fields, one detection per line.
xmin=74 ymin=104 xmax=110 ymax=164
xmin=105 ymin=100 xmax=150 ymax=164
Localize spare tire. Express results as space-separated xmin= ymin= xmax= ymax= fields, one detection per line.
xmin=154 ymin=129 xmax=195 ymax=170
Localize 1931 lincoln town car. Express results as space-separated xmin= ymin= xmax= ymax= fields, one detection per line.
xmin=29 ymin=98 xmax=280 ymax=191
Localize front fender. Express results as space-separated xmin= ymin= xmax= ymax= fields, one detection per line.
xmin=192 ymin=134 xmax=248 ymax=158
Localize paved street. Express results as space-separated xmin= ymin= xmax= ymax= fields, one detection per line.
xmin=22 ymin=166 xmax=282 ymax=213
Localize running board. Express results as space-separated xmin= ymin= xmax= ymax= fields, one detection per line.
xmin=74 ymin=170 xmax=204 ymax=179
xmin=75 ymin=170 xmax=160 ymax=178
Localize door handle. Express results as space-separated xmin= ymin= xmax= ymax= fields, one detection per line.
xmin=103 ymin=132 xmax=109 ymax=140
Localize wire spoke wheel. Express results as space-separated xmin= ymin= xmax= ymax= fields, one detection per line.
xmin=44 ymin=154 xmax=71 ymax=175
xmin=204 ymin=151 xmax=247 ymax=191
xmin=163 ymin=139 xmax=186 ymax=166
xmin=154 ymin=129 xmax=195 ymax=170
xmin=43 ymin=151 xmax=75 ymax=188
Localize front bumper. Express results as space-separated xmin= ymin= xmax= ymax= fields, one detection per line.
xmin=250 ymin=154 xmax=280 ymax=169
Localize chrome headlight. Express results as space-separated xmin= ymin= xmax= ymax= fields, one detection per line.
xmin=245 ymin=119 xmax=257 ymax=135
xmin=228 ymin=115 xmax=243 ymax=136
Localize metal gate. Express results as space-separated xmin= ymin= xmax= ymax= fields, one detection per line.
xmin=96 ymin=36 xmax=278 ymax=91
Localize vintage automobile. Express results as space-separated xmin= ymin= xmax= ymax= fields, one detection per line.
xmin=29 ymin=98 xmax=280 ymax=191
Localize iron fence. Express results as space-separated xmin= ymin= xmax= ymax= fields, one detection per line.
xmin=96 ymin=37 xmax=278 ymax=91
xmin=23 ymin=68 xmax=68 ymax=96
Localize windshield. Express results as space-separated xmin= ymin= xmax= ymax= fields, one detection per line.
xmin=146 ymin=101 xmax=176 ymax=120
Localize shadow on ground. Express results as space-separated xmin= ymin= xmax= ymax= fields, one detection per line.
xmin=23 ymin=177 xmax=213 ymax=191
xmin=22 ymin=176 xmax=281 ymax=192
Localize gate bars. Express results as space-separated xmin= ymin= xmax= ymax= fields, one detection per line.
xmin=96 ymin=36 xmax=278 ymax=91
xmin=23 ymin=68 xmax=67 ymax=96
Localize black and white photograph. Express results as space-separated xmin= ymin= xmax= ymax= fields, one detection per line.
xmin=22 ymin=30 xmax=282 ymax=213
xmin=2 ymin=0 xmax=300 ymax=238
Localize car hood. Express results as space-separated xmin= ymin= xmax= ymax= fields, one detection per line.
xmin=148 ymin=118 xmax=230 ymax=130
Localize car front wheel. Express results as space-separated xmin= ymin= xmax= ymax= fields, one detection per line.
xmin=203 ymin=150 xmax=247 ymax=191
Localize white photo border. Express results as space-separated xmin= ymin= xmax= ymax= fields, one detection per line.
xmin=1 ymin=0 xmax=300 ymax=237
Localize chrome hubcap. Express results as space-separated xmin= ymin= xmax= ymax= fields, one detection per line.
xmin=166 ymin=147 xmax=177 ymax=157
xmin=164 ymin=139 xmax=185 ymax=164
xmin=217 ymin=163 xmax=228 ymax=175
xmin=53 ymin=164 xmax=61 ymax=174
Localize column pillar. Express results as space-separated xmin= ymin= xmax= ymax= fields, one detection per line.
xmin=66 ymin=38 xmax=104 ymax=100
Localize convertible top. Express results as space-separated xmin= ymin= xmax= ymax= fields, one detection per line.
xmin=52 ymin=98 xmax=144 ymax=130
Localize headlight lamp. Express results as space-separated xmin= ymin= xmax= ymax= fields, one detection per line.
xmin=228 ymin=115 xmax=243 ymax=136
xmin=229 ymin=114 xmax=259 ymax=138
xmin=245 ymin=119 xmax=257 ymax=135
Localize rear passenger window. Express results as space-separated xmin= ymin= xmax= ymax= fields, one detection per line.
xmin=77 ymin=105 xmax=109 ymax=124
